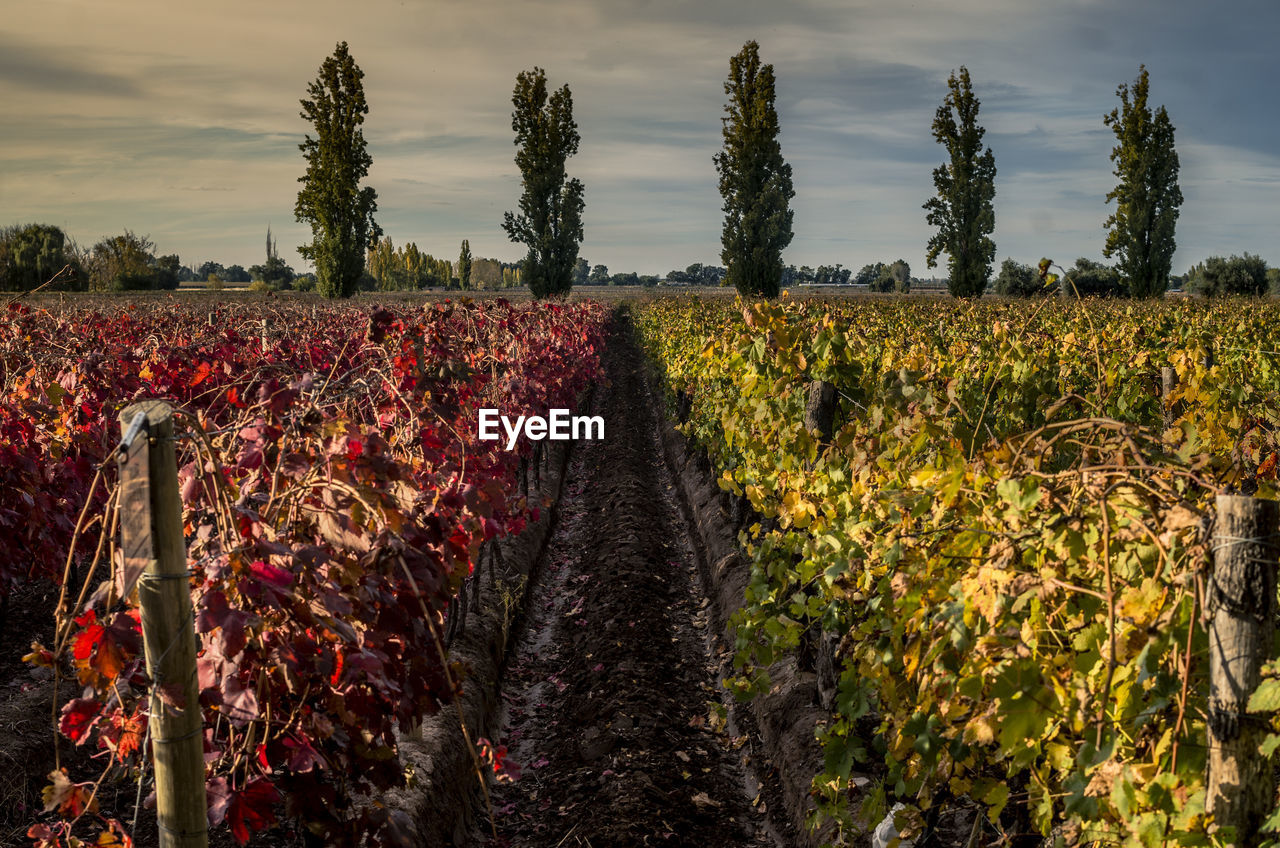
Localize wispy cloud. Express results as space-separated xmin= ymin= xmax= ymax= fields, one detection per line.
xmin=0 ymin=0 xmax=1275 ymax=276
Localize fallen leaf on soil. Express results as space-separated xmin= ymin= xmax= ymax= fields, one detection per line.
xmin=691 ymin=792 xmax=720 ymax=808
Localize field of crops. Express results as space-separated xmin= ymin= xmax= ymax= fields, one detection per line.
xmin=11 ymin=288 xmax=1280 ymax=848
xmin=637 ymin=295 xmax=1280 ymax=846
xmin=1 ymin=297 xmax=608 ymax=846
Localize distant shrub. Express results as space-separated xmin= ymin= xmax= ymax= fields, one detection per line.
xmin=1061 ymin=258 xmax=1126 ymax=297
xmin=0 ymin=223 xmax=86 ymax=291
xmin=993 ymin=258 xmax=1044 ymax=297
xmin=1185 ymin=253 xmax=1268 ymax=297
xmin=248 ymin=279 xmax=273 ymax=293
xmin=869 ymin=259 xmax=910 ymax=293
xmin=109 ymin=272 xmax=158 ymax=292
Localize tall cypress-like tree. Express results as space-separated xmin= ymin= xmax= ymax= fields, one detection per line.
xmin=714 ymin=41 xmax=794 ymax=299
xmin=502 ymin=67 xmax=584 ymax=299
xmin=458 ymin=239 xmax=472 ymax=290
xmin=295 ymin=41 xmax=382 ymax=299
xmin=923 ymin=67 xmax=996 ymax=298
xmin=1103 ymin=65 xmax=1181 ymax=298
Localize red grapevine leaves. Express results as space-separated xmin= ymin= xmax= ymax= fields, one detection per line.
xmin=12 ymin=297 xmax=608 ymax=846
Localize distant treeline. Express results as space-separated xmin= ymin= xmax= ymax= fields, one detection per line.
xmin=992 ymin=254 xmax=1280 ymax=298
xmin=2 ymin=221 xmax=1275 ymax=299
xmin=0 ymin=223 xmax=318 ymax=293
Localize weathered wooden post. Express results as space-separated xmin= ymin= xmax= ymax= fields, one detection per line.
xmin=676 ymin=389 xmax=693 ymax=424
xmin=1207 ymin=494 xmax=1280 ymax=845
xmin=118 ymin=401 xmax=207 ymax=848
xmin=1161 ymin=366 xmax=1179 ymax=432
xmin=804 ymin=380 xmax=836 ymax=446
xmin=804 ymin=380 xmax=840 ymax=709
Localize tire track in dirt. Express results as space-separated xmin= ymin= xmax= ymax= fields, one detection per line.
xmin=482 ymin=321 xmax=782 ymax=847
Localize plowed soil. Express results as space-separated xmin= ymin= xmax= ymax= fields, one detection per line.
xmin=481 ymin=322 xmax=790 ymax=847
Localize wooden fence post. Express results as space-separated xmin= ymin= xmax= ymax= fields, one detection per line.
xmin=1207 ymin=494 xmax=1280 ymax=845
xmin=804 ymin=380 xmax=836 ymax=445
xmin=118 ymin=401 xmax=207 ymax=848
xmin=676 ymin=389 xmax=692 ymax=424
xmin=804 ymin=380 xmax=839 ymax=710
xmin=1161 ymin=366 xmax=1179 ymax=431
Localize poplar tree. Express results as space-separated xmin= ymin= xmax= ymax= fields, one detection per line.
xmin=458 ymin=239 xmax=472 ymax=290
xmin=502 ymin=67 xmax=584 ymax=299
xmin=1103 ymin=65 xmax=1182 ymax=298
xmin=295 ymin=41 xmax=382 ymax=299
xmin=714 ymin=40 xmax=794 ymax=299
xmin=923 ymin=67 xmax=996 ymax=298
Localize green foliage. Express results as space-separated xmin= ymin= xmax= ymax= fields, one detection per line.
xmin=573 ymin=257 xmax=590 ymax=287
xmin=295 ymin=41 xmax=382 ymax=299
xmin=867 ymin=270 xmax=893 ymax=293
xmin=890 ymin=260 xmax=910 ymax=293
xmin=590 ymin=263 xmax=610 ymax=284
xmin=924 ymin=67 xmax=997 ymax=298
xmin=502 ymin=67 xmax=585 ymax=300
xmin=108 ymin=272 xmax=157 ymax=292
xmin=1185 ymin=253 xmax=1269 ymax=298
xmin=151 ymin=254 xmax=181 ymax=290
xmin=855 ymin=262 xmax=887 ymax=287
xmin=993 ymin=258 xmax=1046 ymax=297
xmin=1062 ymin=257 xmax=1126 ymax=298
xmin=1104 ymin=66 xmax=1182 ymax=298
xmin=715 ymin=41 xmax=795 ymax=299
xmin=868 ymin=260 xmax=910 ymax=293
xmin=86 ymin=230 xmax=162 ymax=292
xmin=366 ymin=237 xmax=452 ymax=290
xmin=638 ymin=295 xmax=1280 ymax=846
xmin=249 ymin=226 xmax=295 ymax=289
xmin=250 ymin=256 xmax=295 ymax=289
xmin=223 ymin=264 xmax=251 ymax=283
xmin=0 ymin=223 xmax=85 ymax=291
xmin=694 ymin=263 xmax=727 ymax=286
xmin=470 ymin=257 xmax=506 ymax=290
xmin=458 ymin=239 xmax=473 ymax=290
xmin=814 ymin=264 xmax=850 ymax=286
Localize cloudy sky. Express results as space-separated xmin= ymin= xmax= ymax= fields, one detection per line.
xmin=2 ymin=0 xmax=1276 ymax=277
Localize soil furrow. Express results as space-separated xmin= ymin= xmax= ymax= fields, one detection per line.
xmin=483 ymin=321 xmax=782 ymax=847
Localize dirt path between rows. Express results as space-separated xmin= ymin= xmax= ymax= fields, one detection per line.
xmin=478 ymin=322 xmax=792 ymax=847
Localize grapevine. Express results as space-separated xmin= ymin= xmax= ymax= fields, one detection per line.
xmin=8 ymin=297 xmax=608 ymax=846
xmin=637 ymin=294 xmax=1280 ymax=846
